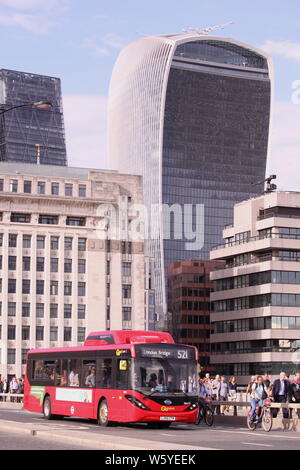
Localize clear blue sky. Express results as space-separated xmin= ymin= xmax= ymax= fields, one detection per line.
xmin=0 ymin=0 xmax=299 ymax=188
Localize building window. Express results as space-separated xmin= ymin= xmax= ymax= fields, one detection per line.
xmin=50 ymin=327 xmax=58 ymax=341
xmin=36 ymin=280 xmax=44 ymax=295
xmin=64 ymin=237 xmax=73 ymax=250
xmin=50 ymin=281 xmax=58 ymax=296
xmin=122 ymin=307 xmax=132 ymax=321
xmin=36 ymin=326 xmax=44 ymax=341
xmin=64 ymin=281 xmax=72 ymax=296
xmin=22 ymin=279 xmax=30 ymax=294
xmin=36 ymin=303 xmax=44 ymax=318
xmin=23 ymin=180 xmax=32 ymax=194
xmin=78 ymin=282 xmax=86 ymax=297
xmin=8 ymin=279 xmax=16 ymax=293
xmin=78 ymin=259 xmax=86 ymax=274
xmin=10 ymin=180 xmax=18 ymax=193
xmin=22 ymin=257 xmax=31 ymax=271
xmin=36 ymin=257 xmax=45 ymax=272
xmin=65 ymin=184 xmax=73 ymax=197
xmin=0 ymin=179 xmax=4 ymax=192
xmin=50 ymin=258 xmax=58 ymax=272
xmin=122 ymin=262 xmax=132 ymax=277
xmin=37 ymin=181 xmax=46 ymax=195
xmin=50 ymin=304 xmax=58 ymax=318
xmin=78 ymin=184 xmax=86 ymax=197
xmin=77 ymin=327 xmax=85 ymax=342
xmin=8 ymin=325 xmax=16 ymax=340
xmin=64 ymin=304 xmax=72 ymax=319
xmin=39 ymin=215 xmax=58 ymax=225
xmin=37 ymin=235 xmax=45 ymax=249
xmin=7 ymin=349 xmax=16 ymax=364
xmin=8 ymin=234 xmax=17 ymax=247
xmin=0 ymin=234 xmax=3 ymax=247
xmin=50 ymin=236 xmax=59 ymax=250
xmin=78 ymin=238 xmax=86 ymax=251
xmin=8 ymin=256 xmax=17 ymax=270
xmin=11 ymin=213 xmax=31 ymax=223
xmin=22 ymin=349 xmax=29 ymax=364
xmin=8 ymin=302 xmax=16 ymax=317
xmin=51 ymin=182 xmax=59 ymax=196
xmin=22 ymin=326 xmax=30 ymax=341
xmin=22 ymin=303 xmax=30 ymax=317
xmin=78 ymin=304 xmax=86 ymax=319
xmin=122 ymin=285 xmax=131 ymax=299
xmin=66 ymin=216 xmax=86 ymax=227
xmin=64 ymin=258 xmax=72 ymax=273
xmin=23 ymin=235 xmax=31 ymax=249
xmin=64 ymin=327 xmax=72 ymax=342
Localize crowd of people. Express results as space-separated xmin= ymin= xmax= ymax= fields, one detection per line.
xmin=0 ymin=376 xmax=24 ymax=402
xmin=198 ymin=371 xmax=300 ymax=418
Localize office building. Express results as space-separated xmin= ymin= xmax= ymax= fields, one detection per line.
xmin=0 ymin=162 xmax=146 ymax=380
xmin=108 ymin=34 xmax=273 ymax=322
xmin=0 ymin=69 xmax=67 ymax=166
xmin=210 ymin=191 xmax=300 ymax=383
xmin=168 ymin=259 xmax=223 ymax=371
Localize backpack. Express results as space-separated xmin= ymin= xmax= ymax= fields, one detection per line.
xmin=253 ymin=382 xmax=267 ymax=400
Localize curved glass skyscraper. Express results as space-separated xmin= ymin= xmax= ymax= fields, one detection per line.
xmin=108 ymin=34 xmax=273 ymax=326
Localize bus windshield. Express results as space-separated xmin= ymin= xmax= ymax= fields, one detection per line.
xmin=132 ymin=358 xmax=198 ymax=396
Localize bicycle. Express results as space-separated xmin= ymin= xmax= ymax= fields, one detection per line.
xmin=247 ymin=399 xmax=273 ymax=432
xmin=195 ymin=399 xmax=214 ymax=426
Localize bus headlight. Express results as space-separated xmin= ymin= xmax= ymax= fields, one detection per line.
xmin=125 ymin=395 xmax=151 ymax=410
xmin=186 ymin=403 xmax=198 ymax=411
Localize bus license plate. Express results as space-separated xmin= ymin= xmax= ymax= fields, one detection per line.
xmin=160 ymin=416 xmax=176 ymax=421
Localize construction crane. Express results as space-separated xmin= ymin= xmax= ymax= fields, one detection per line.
xmin=182 ymin=21 xmax=234 ymax=36
xmin=251 ymin=175 xmax=277 ymax=194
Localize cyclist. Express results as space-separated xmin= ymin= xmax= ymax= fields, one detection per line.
xmin=250 ymin=375 xmax=267 ymax=423
xmin=198 ymin=378 xmax=211 ymax=406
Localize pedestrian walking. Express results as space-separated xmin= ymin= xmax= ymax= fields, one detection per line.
xmin=219 ymin=376 xmax=229 ymax=415
xmin=289 ymin=372 xmax=300 ymax=418
xmin=271 ymin=372 xmax=290 ymax=419
xmin=228 ymin=376 xmax=238 ymax=416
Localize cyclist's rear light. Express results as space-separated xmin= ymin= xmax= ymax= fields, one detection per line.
xmin=125 ymin=395 xmax=150 ymax=410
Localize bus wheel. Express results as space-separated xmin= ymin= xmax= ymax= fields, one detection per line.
xmin=98 ymin=400 xmax=110 ymax=427
xmin=43 ymin=396 xmax=53 ymax=420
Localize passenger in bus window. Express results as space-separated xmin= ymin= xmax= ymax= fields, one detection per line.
xmin=85 ymin=367 xmax=96 ymax=388
xmin=167 ymin=374 xmax=175 ymax=392
xmin=60 ymin=370 xmax=68 ymax=386
xmin=69 ymin=367 xmax=80 ymax=387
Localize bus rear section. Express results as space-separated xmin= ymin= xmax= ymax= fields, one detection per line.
xmin=24 ymin=331 xmax=199 ymax=426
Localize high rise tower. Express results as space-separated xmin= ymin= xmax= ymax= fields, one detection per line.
xmin=108 ymin=34 xmax=273 ymax=325
xmin=0 ymin=69 xmax=67 ymax=166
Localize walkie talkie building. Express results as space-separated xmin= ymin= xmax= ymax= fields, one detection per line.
xmin=108 ymin=34 xmax=273 ymax=326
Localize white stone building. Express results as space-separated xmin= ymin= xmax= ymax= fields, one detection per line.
xmin=0 ymin=163 xmax=147 ymax=380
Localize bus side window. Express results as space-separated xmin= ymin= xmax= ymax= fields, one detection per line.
xmin=32 ymin=360 xmax=56 ymax=382
xmin=83 ymin=360 xmax=96 ymax=388
xmin=68 ymin=359 xmax=81 ymax=387
xmin=98 ymin=358 xmax=112 ymax=389
xmin=55 ymin=360 xmax=68 ymax=387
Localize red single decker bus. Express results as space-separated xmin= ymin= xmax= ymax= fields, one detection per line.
xmin=24 ymin=330 xmax=199 ymax=427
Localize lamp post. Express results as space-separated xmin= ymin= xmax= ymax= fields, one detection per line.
xmin=0 ymin=100 xmax=53 ymax=115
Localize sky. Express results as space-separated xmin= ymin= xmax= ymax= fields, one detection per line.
xmin=0 ymin=0 xmax=299 ymax=189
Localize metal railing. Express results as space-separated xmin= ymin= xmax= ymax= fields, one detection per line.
xmin=212 ymin=232 xmax=300 ymax=251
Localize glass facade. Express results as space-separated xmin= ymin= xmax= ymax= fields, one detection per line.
xmin=0 ymin=69 xmax=67 ymax=166
xmin=108 ymin=36 xmax=272 ymax=323
xmin=162 ymin=43 xmax=270 ymax=271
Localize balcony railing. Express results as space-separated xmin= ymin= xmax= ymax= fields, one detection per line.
xmin=212 ymin=232 xmax=300 ymax=251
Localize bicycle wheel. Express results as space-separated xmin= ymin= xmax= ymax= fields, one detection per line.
xmin=204 ymin=407 xmax=214 ymax=427
xmin=262 ymin=409 xmax=273 ymax=432
xmin=247 ymin=415 xmax=257 ymax=431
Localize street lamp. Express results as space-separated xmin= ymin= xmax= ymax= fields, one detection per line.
xmin=0 ymin=100 xmax=53 ymax=115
